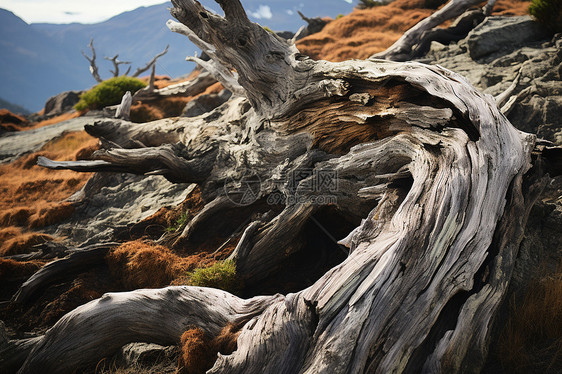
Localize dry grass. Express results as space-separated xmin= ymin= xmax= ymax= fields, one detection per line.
xmin=0 ymin=131 xmax=97 ymax=231
xmin=297 ymin=0 xmax=531 ymax=61
xmin=178 ymin=323 xmax=240 ymax=374
xmin=0 ymin=109 xmax=29 ymax=132
xmin=178 ymin=328 xmax=215 ymax=374
xmin=0 ymin=232 xmax=54 ymax=256
xmin=106 ymin=240 xmax=205 ymax=289
xmin=0 ymin=258 xmax=43 ymax=282
xmin=499 ymin=271 xmax=562 ymax=373
xmin=0 ymin=131 xmax=97 ymax=260
xmin=39 ymin=271 xmax=105 ymax=325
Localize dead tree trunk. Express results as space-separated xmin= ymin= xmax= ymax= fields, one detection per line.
xmin=81 ymin=39 xmax=103 ymax=83
xmin=7 ymin=0 xmax=553 ymax=373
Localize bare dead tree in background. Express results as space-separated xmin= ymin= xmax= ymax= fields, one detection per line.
xmin=81 ymin=41 xmax=169 ymax=82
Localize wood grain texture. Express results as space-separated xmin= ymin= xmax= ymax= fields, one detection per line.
xmin=21 ymin=1 xmax=546 ymax=373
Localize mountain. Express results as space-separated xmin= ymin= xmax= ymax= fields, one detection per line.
xmin=0 ymin=97 xmax=31 ymax=115
xmin=0 ymin=1 xmax=355 ymax=112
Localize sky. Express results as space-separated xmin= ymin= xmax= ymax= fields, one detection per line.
xmin=0 ymin=0 xmax=169 ymax=24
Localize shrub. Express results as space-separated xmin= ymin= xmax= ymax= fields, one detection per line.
xmin=529 ymin=0 xmax=562 ymax=33
xmin=186 ymin=260 xmax=241 ymax=292
xmin=74 ymin=76 xmax=146 ymax=111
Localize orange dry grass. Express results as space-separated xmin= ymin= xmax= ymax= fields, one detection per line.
xmin=0 ymin=131 xmax=98 ymax=254
xmin=0 ymin=232 xmax=54 ymax=256
xmin=297 ymin=0 xmax=530 ymax=61
xmin=179 ymin=328 xmax=215 ymax=374
xmin=0 ymin=131 xmax=97 ymax=212
xmin=499 ymin=273 xmax=562 ymax=373
xmin=138 ymin=75 xmax=172 ymax=89
xmin=0 ymin=258 xmax=43 ymax=282
xmin=39 ymin=271 xmax=105 ymax=325
xmin=178 ymin=323 xmax=240 ymax=374
xmin=106 ymin=240 xmax=205 ymax=289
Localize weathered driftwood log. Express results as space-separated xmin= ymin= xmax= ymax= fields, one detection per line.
xmin=11 ymin=243 xmax=117 ymax=305
xmin=13 ymin=0 xmax=552 ymax=373
xmin=115 ymin=91 xmax=132 ymax=120
xmin=373 ymin=0 xmax=497 ymax=61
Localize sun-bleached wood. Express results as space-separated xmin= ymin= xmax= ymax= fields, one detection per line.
xmin=18 ymin=1 xmax=550 ymax=373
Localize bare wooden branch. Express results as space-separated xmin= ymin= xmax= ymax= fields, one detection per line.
xmin=11 ymin=243 xmax=117 ymax=304
xmin=104 ymin=54 xmax=131 ymax=77
xmin=14 ymin=287 xmax=281 ymax=374
xmin=167 ymin=20 xmax=244 ymax=96
xmin=81 ymin=39 xmax=103 ymax=83
xmin=131 ymin=45 xmax=169 ymax=78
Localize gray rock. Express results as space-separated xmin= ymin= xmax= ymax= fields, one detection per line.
xmin=44 ymin=91 xmax=82 ymax=117
xmin=0 ymin=116 xmax=100 ymax=163
xmin=49 ymin=175 xmax=194 ymax=246
xmin=466 ymin=16 xmax=549 ymax=60
xmin=511 ymin=180 xmax=562 ymax=290
xmin=425 ymin=29 xmax=560 ymax=145
xmin=116 ymin=342 xmax=177 ymax=367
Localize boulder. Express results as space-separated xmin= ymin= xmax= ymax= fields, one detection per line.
xmin=466 ymin=16 xmax=549 ymax=60
xmin=43 ymin=90 xmax=82 ymax=117
xmin=115 ymin=342 xmax=178 ymax=367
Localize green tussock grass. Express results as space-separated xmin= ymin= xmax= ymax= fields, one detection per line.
xmin=166 ymin=212 xmax=189 ymax=233
xmin=185 ymin=260 xmax=241 ymax=293
xmin=75 ymin=76 xmax=146 ymax=111
xmin=529 ymin=0 xmax=562 ymax=33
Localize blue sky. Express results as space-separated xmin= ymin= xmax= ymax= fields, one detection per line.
xmin=0 ymin=0 xmax=168 ymax=24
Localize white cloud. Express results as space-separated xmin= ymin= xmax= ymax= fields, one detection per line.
xmin=0 ymin=0 xmax=169 ymax=24
xmin=343 ymin=0 xmax=353 ymax=4
xmin=249 ymin=5 xmax=272 ymax=20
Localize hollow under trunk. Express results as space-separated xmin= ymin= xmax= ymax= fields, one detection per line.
xmin=3 ymin=1 xmax=555 ymax=373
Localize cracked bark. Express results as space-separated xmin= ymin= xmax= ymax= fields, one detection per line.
xmin=4 ymin=1 xmax=555 ymax=373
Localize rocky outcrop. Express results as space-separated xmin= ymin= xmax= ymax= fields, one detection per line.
xmin=47 ymin=175 xmax=194 ymax=247
xmin=419 ymin=16 xmax=562 ymax=372
xmin=43 ymin=91 xmax=82 ymax=117
xmin=116 ymin=342 xmax=178 ymax=368
xmin=423 ymin=20 xmax=561 ymax=145
xmin=465 ymin=16 xmax=549 ymax=59
xmin=0 ymin=116 xmax=98 ymax=162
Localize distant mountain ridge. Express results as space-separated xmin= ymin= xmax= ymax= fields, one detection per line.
xmin=0 ymin=1 xmax=355 ymax=112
